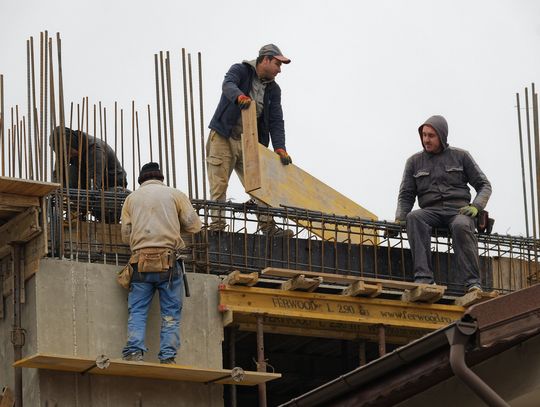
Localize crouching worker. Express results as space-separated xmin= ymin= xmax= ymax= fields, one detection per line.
xmin=121 ymin=162 xmax=202 ymax=364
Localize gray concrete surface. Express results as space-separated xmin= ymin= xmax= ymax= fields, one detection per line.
xmin=0 ymin=258 xmax=225 ymax=406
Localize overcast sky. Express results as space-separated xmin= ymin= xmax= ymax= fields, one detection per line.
xmin=1 ymin=0 xmax=540 ymax=236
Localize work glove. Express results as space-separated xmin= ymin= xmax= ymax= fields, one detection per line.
xmin=459 ymin=205 xmax=479 ymax=217
xmin=275 ymin=148 xmax=292 ymax=165
xmin=237 ymin=95 xmax=252 ymax=110
xmin=384 ymin=219 xmax=406 ymax=238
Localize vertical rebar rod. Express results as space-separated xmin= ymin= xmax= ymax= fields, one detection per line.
xmin=256 ymin=315 xmax=267 ymax=407
xmin=26 ymin=39 xmax=32 ymax=179
xmin=39 ymin=32 xmax=44 ymax=181
xmin=44 ymin=31 xmax=49 ymax=182
xmin=159 ymin=51 xmax=170 ymax=185
xmin=188 ymin=54 xmax=199 ymax=198
xmin=181 ymin=48 xmax=193 ymax=198
xmin=516 ymin=93 xmax=530 ymax=237
xmin=165 ymin=52 xmax=177 ymax=187
xmin=30 ymin=36 xmax=38 ymax=180
xmin=154 ymin=54 xmax=163 ymax=169
xmin=533 ymin=83 xmax=540 ymax=239
xmin=147 ymin=105 xmax=153 ymax=162
xmin=0 ymin=74 xmax=4 ymax=176
xmin=136 ymin=110 xmax=141 ymax=172
xmin=131 ymin=101 xmax=136 ymax=189
xmin=525 ymin=88 xmax=538 ymax=239
xmin=197 ymin=52 xmax=207 ymax=200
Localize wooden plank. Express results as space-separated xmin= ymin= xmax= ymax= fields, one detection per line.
xmin=454 ymin=290 xmax=499 ymax=307
xmin=241 ymin=104 xmax=262 ymax=193
xmin=0 ymin=207 xmax=41 ymax=248
xmin=281 ymin=274 xmax=322 ymax=292
xmin=262 ymin=267 xmax=447 ymax=291
xmin=0 ymin=193 xmax=40 ymax=208
xmin=0 ymin=387 xmax=14 ymax=407
xmin=402 ymin=285 xmax=445 ymax=303
xmin=222 ymin=270 xmax=259 ymax=287
xmin=0 ymin=177 xmax=59 ymax=197
xmin=13 ymin=354 xmax=281 ymax=386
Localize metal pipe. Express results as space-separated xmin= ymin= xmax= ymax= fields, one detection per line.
xmin=11 ymin=242 xmax=26 ymax=407
xmin=256 ymin=315 xmax=267 ymax=407
xmin=229 ymin=326 xmax=237 ymax=407
xmin=516 ymin=93 xmax=530 ymax=237
xmin=446 ymin=322 xmax=509 ymax=407
xmin=378 ymin=324 xmax=386 ymax=357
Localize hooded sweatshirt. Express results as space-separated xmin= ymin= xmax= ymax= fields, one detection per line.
xmin=395 ymin=115 xmax=492 ymax=220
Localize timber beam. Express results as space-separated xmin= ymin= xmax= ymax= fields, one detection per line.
xmin=219 ymin=285 xmax=464 ymax=344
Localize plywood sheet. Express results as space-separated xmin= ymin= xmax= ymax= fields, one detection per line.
xmin=14 ymin=353 xmax=281 ymax=386
xmin=0 ymin=176 xmax=60 ymax=197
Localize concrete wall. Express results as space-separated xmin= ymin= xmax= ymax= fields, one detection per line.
xmin=1 ymin=258 xmax=225 ymax=407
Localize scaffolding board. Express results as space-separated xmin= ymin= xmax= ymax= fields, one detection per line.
xmin=14 ymin=354 xmax=280 ymax=386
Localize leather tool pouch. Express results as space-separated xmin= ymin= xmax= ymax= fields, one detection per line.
xmin=116 ymin=263 xmax=133 ymax=289
xmin=134 ymin=248 xmax=174 ymax=273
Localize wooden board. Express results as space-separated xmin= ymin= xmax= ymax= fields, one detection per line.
xmin=13 ymin=354 xmax=281 ymax=386
xmin=241 ymin=104 xmax=262 ymax=192
xmin=0 ymin=387 xmax=14 ymax=407
xmin=241 ymin=108 xmax=377 ymax=244
xmin=0 ymin=177 xmax=59 ymax=197
xmin=261 ymin=267 xmax=448 ymax=292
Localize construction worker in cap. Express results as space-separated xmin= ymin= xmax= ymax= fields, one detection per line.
xmin=207 ymin=44 xmax=293 ymax=237
xmin=120 ymin=162 xmax=201 ymax=364
xmin=394 ymin=115 xmax=492 ymax=292
xmin=50 ymin=126 xmax=128 ymax=222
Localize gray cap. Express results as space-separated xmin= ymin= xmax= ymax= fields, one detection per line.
xmin=258 ymin=44 xmax=291 ymax=64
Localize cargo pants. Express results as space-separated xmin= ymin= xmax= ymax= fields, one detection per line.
xmin=206 ymin=130 xmax=273 ymax=228
xmin=406 ymin=206 xmax=481 ymax=290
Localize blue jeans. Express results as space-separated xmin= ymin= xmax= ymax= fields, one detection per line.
xmin=122 ymin=262 xmax=184 ymax=360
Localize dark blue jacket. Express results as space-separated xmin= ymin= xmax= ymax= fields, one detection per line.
xmin=209 ymin=62 xmax=286 ymax=151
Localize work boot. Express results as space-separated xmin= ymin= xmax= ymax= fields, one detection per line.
xmin=122 ymin=350 xmax=143 ymax=362
xmin=208 ymin=220 xmax=227 ymax=232
xmin=467 ymin=284 xmax=482 ymax=293
xmin=414 ymin=277 xmax=435 ymax=285
xmin=160 ymin=357 xmax=176 ymax=365
xmin=259 ymin=220 xmax=293 ymax=238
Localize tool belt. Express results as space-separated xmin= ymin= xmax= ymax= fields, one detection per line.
xmin=129 ymin=248 xmax=175 ymax=273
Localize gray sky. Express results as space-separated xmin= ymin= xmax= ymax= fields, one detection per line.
xmin=1 ymin=0 xmax=540 ymax=236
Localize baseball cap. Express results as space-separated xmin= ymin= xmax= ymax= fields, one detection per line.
xmin=258 ymin=44 xmax=291 ymax=64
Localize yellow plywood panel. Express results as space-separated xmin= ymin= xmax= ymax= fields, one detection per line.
xmin=0 ymin=177 xmax=60 ymax=197
xmin=240 ymin=107 xmax=377 ymax=243
xmin=14 ymin=354 xmax=281 ymax=386
xmin=220 ymin=285 xmax=464 ymax=331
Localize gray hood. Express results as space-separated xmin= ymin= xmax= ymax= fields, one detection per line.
xmin=418 ymin=115 xmax=448 ymax=151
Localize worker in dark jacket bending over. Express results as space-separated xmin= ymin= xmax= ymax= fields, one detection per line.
xmin=50 ymin=126 xmax=128 ymax=222
xmin=207 ymin=44 xmax=292 ymax=236
xmin=394 ymin=115 xmax=492 ymax=292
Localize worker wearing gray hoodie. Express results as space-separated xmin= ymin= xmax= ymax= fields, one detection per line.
xmin=395 ymin=115 xmax=492 ymax=292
